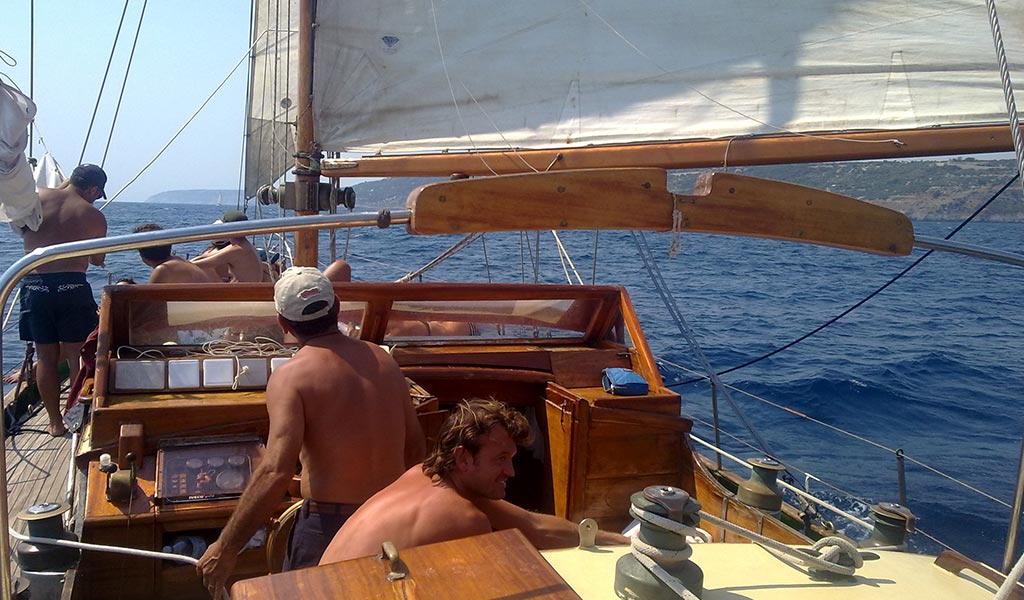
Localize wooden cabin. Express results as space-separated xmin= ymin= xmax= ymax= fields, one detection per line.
xmin=70 ymin=281 xmax=806 ymax=599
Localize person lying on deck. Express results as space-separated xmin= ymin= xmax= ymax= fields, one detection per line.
xmin=319 ymin=398 xmax=628 ymax=564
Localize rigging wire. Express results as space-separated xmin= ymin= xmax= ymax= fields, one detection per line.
xmin=100 ymin=0 xmax=148 ymax=168
xmin=97 ymin=38 xmax=259 ymax=210
xmin=667 ymin=356 xmax=1013 ymax=510
xmin=671 ymin=172 xmax=1020 ymax=385
xmin=78 ymin=0 xmax=131 ymax=166
xmin=984 ymin=0 xmax=1024 ymax=198
xmin=632 ymin=230 xmax=782 ymax=464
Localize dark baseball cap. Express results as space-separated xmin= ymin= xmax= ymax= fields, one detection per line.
xmin=217 ymin=209 xmax=248 ymax=223
xmin=70 ymin=164 xmax=107 ymax=199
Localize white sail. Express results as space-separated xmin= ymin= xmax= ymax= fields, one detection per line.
xmin=245 ymin=0 xmax=301 ymax=197
xmin=308 ymin=0 xmax=1023 ymax=155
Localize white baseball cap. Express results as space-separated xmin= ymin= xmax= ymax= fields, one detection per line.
xmin=274 ymin=267 xmax=337 ymax=322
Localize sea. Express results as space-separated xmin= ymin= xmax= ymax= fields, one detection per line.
xmin=1 ymin=200 xmax=1022 ymax=569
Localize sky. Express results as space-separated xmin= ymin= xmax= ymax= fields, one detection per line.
xmin=1 ymin=2 xmax=271 ymax=202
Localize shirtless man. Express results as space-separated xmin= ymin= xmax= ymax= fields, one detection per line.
xmin=18 ymin=164 xmax=107 ymax=436
xmin=132 ymin=223 xmax=216 ymax=283
xmin=190 ymin=210 xmax=265 ymax=282
xmin=197 ymin=266 xmax=425 ymax=597
xmin=320 ymin=399 xmax=628 ymax=564
xmin=323 ymin=259 xmax=351 ymax=283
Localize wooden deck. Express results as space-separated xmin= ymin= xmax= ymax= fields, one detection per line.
xmin=5 ymin=404 xmax=75 ymax=581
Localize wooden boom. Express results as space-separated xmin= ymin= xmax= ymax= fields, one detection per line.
xmin=406 ymin=168 xmax=914 ymax=256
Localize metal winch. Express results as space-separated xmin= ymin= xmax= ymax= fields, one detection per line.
xmin=615 ymin=486 xmax=704 ymax=599
xmin=861 ymin=502 xmax=916 ymax=549
xmin=736 ymin=457 xmax=785 ymax=514
xmin=15 ymin=502 xmax=79 ymax=600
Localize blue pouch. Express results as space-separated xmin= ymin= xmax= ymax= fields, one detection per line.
xmin=602 ymin=368 xmax=649 ymax=396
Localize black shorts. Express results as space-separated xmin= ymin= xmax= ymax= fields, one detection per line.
xmin=19 ymin=273 xmax=98 ymax=344
xmin=282 ymin=499 xmax=360 ymax=571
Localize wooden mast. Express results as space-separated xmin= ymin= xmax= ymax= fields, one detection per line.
xmin=293 ymin=0 xmax=318 ymax=267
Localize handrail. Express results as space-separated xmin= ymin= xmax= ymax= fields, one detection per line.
xmin=689 ymin=433 xmax=874 ymax=532
xmin=0 ymin=210 xmax=410 ymax=600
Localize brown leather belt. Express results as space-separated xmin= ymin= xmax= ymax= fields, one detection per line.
xmin=304 ymin=499 xmax=360 ymax=515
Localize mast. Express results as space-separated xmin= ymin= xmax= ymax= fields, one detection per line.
xmin=293 ymin=0 xmax=318 ymax=267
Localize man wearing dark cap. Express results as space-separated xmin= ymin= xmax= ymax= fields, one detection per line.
xmin=191 ymin=209 xmax=266 ymax=282
xmin=18 ymin=163 xmax=108 ymax=436
xmin=197 ymin=267 xmax=425 ymax=596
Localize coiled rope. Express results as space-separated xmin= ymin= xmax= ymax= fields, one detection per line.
xmin=628 ymin=492 xmax=863 ymax=599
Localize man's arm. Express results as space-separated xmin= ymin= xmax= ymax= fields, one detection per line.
xmin=475 ymin=499 xmax=629 ymax=550
xmin=88 ymin=212 xmax=107 ymax=267
xmin=196 ymin=368 xmax=305 ymax=596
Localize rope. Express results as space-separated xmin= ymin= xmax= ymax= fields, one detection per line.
xmin=985 ymin=0 xmax=1024 ymax=201
xmin=674 ymin=173 xmax=1019 ymax=383
xmin=481 ymin=234 xmax=493 ymax=283
xmin=696 ymin=509 xmax=863 ymax=576
xmin=551 ymin=231 xmax=584 ymax=285
xmin=670 ymin=197 xmax=684 ymax=257
xmin=996 ymin=549 xmax=1024 ymax=600
xmin=395 ymin=233 xmax=482 ymax=283
xmin=627 ymin=494 xmax=860 ymax=599
xmin=632 ymin=231 xmax=781 ymax=464
xmin=9 ymin=528 xmax=197 ymax=566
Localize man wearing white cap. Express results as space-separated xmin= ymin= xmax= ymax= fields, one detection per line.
xmin=197 ymin=267 xmax=425 ymax=596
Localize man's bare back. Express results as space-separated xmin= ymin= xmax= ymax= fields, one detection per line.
xmin=322 ymin=466 xmax=488 ymax=561
xmin=149 ymin=256 xmax=216 ymax=284
xmin=198 ymin=266 xmax=426 ymax=594
xmin=191 ymin=237 xmax=264 ymax=282
xmin=23 ymin=184 xmax=107 ymax=273
xmin=275 ymin=334 xmax=418 ymax=503
xmin=319 ymin=400 xmax=628 ymax=566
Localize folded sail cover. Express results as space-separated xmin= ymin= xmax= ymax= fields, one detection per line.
xmin=303 ymin=0 xmax=1023 ymax=154
xmin=0 ymin=82 xmax=42 ymax=231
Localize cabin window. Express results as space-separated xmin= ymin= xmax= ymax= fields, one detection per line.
xmin=125 ymin=299 xmax=367 ymax=347
xmin=384 ymin=298 xmax=592 ymax=342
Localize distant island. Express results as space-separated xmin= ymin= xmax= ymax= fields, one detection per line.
xmin=146 ymin=158 xmax=1024 ymax=221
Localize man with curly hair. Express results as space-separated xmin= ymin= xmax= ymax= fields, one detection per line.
xmin=319 ymin=398 xmax=627 ymax=564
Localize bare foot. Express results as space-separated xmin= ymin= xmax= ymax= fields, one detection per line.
xmin=3 ymin=369 xmax=22 ymax=384
xmin=47 ymin=422 xmax=68 ymax=437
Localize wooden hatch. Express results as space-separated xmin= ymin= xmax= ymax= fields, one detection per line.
xmin=231 ymin=529 xmax=580 ymax=600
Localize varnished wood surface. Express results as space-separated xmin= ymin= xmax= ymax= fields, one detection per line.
xmin=407 ymin=168 xmax=912 ymax=255
xmin=679 ymin=172 xmax=914 ymax=255
xmin=232 ymin=529 xmax=580 ymax=600
xmin=408 ymin=168 xmax=674 ymax=235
